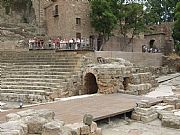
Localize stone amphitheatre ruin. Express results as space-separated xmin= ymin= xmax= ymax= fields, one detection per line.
xmin=0 ymin=50 xmax=166 ymax=103
xmin=1 ymin=0 xmax=180 ymax=135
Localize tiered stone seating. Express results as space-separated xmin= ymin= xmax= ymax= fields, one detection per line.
xmin=0 ymin=51 xmax=81 ymax=103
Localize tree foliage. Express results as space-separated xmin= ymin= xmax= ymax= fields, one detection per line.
xmin=173 ymin=2 xmax=180 ymax=54
xmin=90 ymin=0 xmax=117 ymax=50
xmin=118 ymin=3 xmax=145 ymax=45
xmin=1 ymin=0 xmax=32 ymax=15
xmin=90 ymin=0 xmax=145 ymax=50
xmin=145 ymin=0 xmax=178 ymax=24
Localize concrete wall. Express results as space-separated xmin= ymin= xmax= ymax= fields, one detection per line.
xmin=95 ymin=51 xmax=163 ymax=67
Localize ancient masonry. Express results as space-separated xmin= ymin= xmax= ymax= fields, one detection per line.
xmin=0 ymin=51 xmax=159 ymax=103
xmin=0 ymin=109 xmax=102 ymax=135
xmin=131 ymin=95 xmax=180 ymax=129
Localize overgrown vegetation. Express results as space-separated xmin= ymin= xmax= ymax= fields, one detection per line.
xmin=90 ymin=0 xmax=178 ymax=51
xmin=1 ymin=0 xmax=33 ymax=23
xmin=173 ymin=2 xmax=180 ymax=55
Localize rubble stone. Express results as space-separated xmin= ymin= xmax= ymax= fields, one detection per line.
xmin=0 ymin=109 xmax=101 ymax=135
xmin=131 ymin=113 xmax=141 ymax=121
xmin=90 ymin=121 xmax=97 ymax=133
xmin=0 ymin=120 xmax=28 ymax=135
xmin=160 ymin=110 xmax=180 ymax=129
xmin=65 ymin=122 xmax=90 ymax=135
xmin=6 ymin=113 xmax=21 ymax=122
xmin=42 ymin=121 xmax=64 ymax=135
xmin=22 ymin=116 xmax=48 ymax=134
xmin=141 ymin=113 xmax=158 ymax=123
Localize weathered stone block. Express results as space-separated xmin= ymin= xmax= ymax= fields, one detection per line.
xmin=95 ymin=128 xmax=102 ymax=135
xmin=65 ymin=122 xmax=90 ymax=135
xmin=90 ymin=121 xmax=97 ymax=133
xmin=22 ymin=116 xmax=48 ymax=134
xmin=176 ymin=103 xmax=180 ymax=109
xmin=152 ymin=104 xmax=175 ymax=111
xmin=6 ymin=113 xmax=21 ymax=122
xmin=42 ymin=120 xmax=64 ymax=135
xmin=36 ymin=109 xmax=55 ymax=121
xmin=141 ymin=113 xmax=158 ymax=123
xmin=131 ymin=112 xmax=141 ymax=121
xmin=0 ymin=121 xmax=28 ymax=135
xmin=83 ymin=114 xmax=93 ymax=126
xmin=135 ymin=107 xmax=155 ymax=115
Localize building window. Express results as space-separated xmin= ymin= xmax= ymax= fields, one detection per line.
xmin=76 ymin=33 xmax=81 ymax=39
xmin=53 ymin=5 xmax=59 ymax=17
xmin=76 ymin=18 xmax=81 ymax=25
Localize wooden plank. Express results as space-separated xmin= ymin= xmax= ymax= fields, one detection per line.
xmin=0 ymin=93 xmax=161 ymax=124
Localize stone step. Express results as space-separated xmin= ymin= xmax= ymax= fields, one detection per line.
xmin=0 ymin=52 xmax=78 ymax=57
xmin=1 ymin=58 xmax=79 ymax=62
xmin=11 ymin=62 xmax=77 ymax=65
xmin=0 ymin=93 xmax=48 ymax=103
xmin=1 ymin=78 xmax=66 ymax=82
xmin=0 ymin=55 xmax=80 ymax=59
xmin=6 ymin=65 xmax=76 ymax=68
xmin=0 ymin=89 xmax=52 ymax=95
xmin=1 ymin=85 xmax=61 ymax=91
xmin=1 ymin=74 xmax=70 ymax=79
xmin=3 ymin=68 xmax=76 ymax=72
xmin=1 ymin=71 xmax=73 ymax=75
xmin=1 ymin=81 xmax=64 ymax=87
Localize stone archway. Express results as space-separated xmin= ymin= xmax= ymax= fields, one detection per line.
xmin=84 ymin=73 xmax=98 ymax=94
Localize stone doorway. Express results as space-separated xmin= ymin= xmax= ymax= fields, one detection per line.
xmin=149 ymin=39 xmax=155 ymax=48
xmin=84 ymin=73 xmax=98 ymax=94
xmin=123 ymin=77 xmax=129 ymax=90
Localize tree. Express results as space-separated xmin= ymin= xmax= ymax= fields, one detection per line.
xmin=173 ymin=2 xmax=180 ymax=54
xmin=2 ymin=0 xmax=13 ymax=14
xmin=90 ymin=0 xmax=117 ymax=50
xmin=112 ymin=2 xmax=145 ymax=49
xmin=145 ymin=0 xmax=179 ymax=24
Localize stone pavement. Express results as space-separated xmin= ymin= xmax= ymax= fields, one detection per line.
xmin=101 ymin=119 xmax=180 ymax=135
xmin=156 ymin=73 xmax=180 ymax=83
xmin=0 ymin=94 xmax=161 ymax=124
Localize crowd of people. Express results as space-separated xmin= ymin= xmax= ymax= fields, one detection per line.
xmin=142 ymin=45 xmax=161 ymax=53
xmin=28 ymin=37 xmax=91 ymax=50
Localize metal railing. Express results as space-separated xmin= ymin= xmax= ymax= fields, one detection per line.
xmin=29 ymin=42 xmax=95 ymax=51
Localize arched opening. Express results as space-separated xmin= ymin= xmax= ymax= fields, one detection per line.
xmin=123 ymin=77 xmax=129 ymax=90
xmin=84 ymin=73 xmax=98 ymax=94
xmin=149 ymin=39 xmax=155 ymax=48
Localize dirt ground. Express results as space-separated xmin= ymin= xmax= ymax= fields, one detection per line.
xmin=100 ymin=118 xmax=180 ymax=135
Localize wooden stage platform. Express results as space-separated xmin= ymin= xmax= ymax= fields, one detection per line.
xmin=0 ymin=94 xmax=162 ymax=124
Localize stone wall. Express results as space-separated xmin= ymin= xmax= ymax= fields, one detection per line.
xmin=95 ymin=51 xmax=163 ymax=67
xmin=102 ymin=36 xmax=145 ymax=52
xmin=162 ymin=56 xmax=180 ymax=72
xmin=82 ymin=57 xmax=157 ymax=95
xmin=45 ymin=0 xmax=94 ymax=39
xmin=144 ymin=33 xmax=166 ymax=50
xmin=83 ymin=63 xmax=132 ymax=94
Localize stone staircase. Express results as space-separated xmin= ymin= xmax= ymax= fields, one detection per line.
xmin=0 ymin=51 xmax=82 ymax=103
